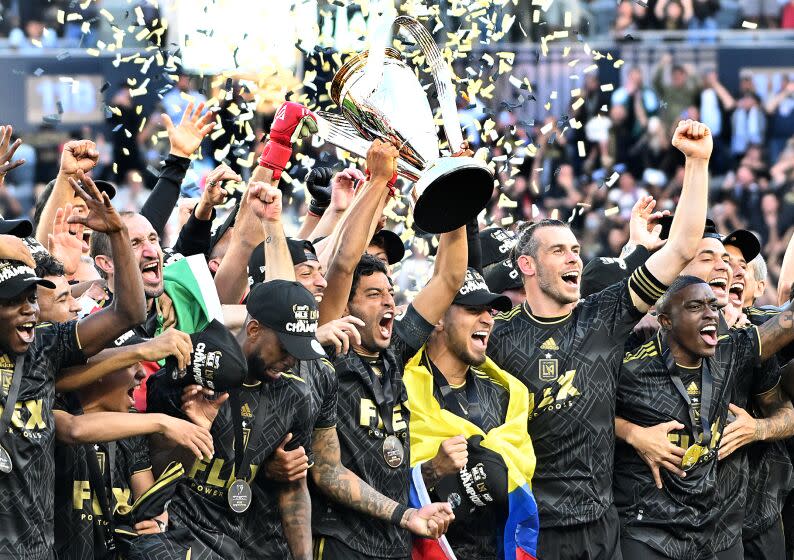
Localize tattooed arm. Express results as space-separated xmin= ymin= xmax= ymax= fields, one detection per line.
xmin=758 ymin=309 xmax=794 ymax=361
xmin=278 ymin=478 xmax=312 ymax=560
xmin=719 ymin=384 xmax=794 ymax=459
xmin=310 ymin=426 xmax=453 ymax=537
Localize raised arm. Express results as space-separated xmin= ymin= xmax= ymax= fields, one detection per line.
xmin=258 ymin=185 xmax=296 ymax=282
xmin=632 ymin=120 xmax=711 ymax=312
xmin=66 ymin=173 xmax=146 ymax=356
xmin=318 ymin=140 xmax=396 ymax=324
xmin=306 ymin=168 xmax=364 ymax=241
xmin=140 ymin=102 xmax=216 ymax=237
xmin=0 ymin=125 xmax=25 ymax=190
xmin=778 ymin=234 xmax=794 ymax=306
xmin=35 ymin=140 xmax=99 ymax=244
xmin=411 ymin=226 xmax=468 ymax=325
xmin=758 ymin=310 xmax=794 ymax=360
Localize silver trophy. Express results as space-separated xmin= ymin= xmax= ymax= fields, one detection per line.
xmin=315 ymin=15 xmax=494 ymax=234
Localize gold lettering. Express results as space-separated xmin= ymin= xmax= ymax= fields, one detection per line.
xmin=73 ymin=480 xmax=91 ymax=510
xmin=24 ymin=400 xmax=45 ymax=430
xmin=557 ymin=370 xmax=580 ymax=401
xmin=536 ymin=387 xmax=554 ymax=410
xmin=112 ymin=488 xmax=132 ymax=509
xmin=392 ymin=403 xmax=407 ymax=432
xmin=188 ymin=458 xmax=209 ymax=479
xmin=359 ymin=399 xmax=381 ymax=428
xmin=206 ymin=458 xmax=228 ymax=488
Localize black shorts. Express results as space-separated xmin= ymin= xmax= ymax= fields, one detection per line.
xmin=743 ymin=518 xmax=785 ymax=560
xmin=313 ymin=536 xmax=410 ymax=560
xmin=536 ymin=505 xmax=622 ymax=560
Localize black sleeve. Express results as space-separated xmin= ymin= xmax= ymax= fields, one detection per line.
xmin=171 ymin=207 xmax=215 ymax=256
xmin=290 ymin=398 xmax=315 ymax=466
xmin=43 ymin=321 xmax=87 ymax=374
xmin=140 ymin=154 xmax=191 ymax=238
xmin=391 ymin=303 xmax=435 ymax=365
xmin=751 ymin=356 xmax=780 ymax=397
xmin=313 ymin=360 xmax=338 ymax=430
xmin=120 ymin=434 xmax=152 ymax=475
xmin=144 ymin=369 xmax=189 ymax=421
xmin=466 ymin=218 xmax=482 ymax=274
xmin=579 ymin=278 xmax=646 ymax=344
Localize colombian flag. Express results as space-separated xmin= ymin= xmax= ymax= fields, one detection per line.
xmin=404 ymin=348 xmax=539 ymax=560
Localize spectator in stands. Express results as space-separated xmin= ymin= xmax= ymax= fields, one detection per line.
xmin=655 ymin=0 xmax=694 ymax=30
xmin=614 ymin=1 xmax=639 ymax=35
xmin=721 ymin=165 xmax=766 ymax=234
xmin=8 ymin=18 xmax=56 ymax=50
xmin=107 ymin=85 xmax=146 ymax=186
xmin=608 ymin=172 xmax=648 ymax=220
xmin=731 ymin=91 xmax=767 ymax=156
xmin=654 ymin=55 xmax=699 ymax=130
xmin=607 ymin=103 xmax=636 ymax=167
xmin=688 ymin=0 xmax=720 ymax=40
xmin=783 ymin=0 xmax=794 ymax=27
xmin=740 ymin=0 xmax=782 ymax=27
xmin=765 ymin=75 xmax=794 ymax=162
xmin=612 ymin=67 xmax=660 ymax=137
xmin=161 ymin=75 xmax=208 ymax=125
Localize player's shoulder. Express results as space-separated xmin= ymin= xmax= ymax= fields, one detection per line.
xmin=470 ymin=367 xmax=508 ymax=392
xmin=494 ymin=304 xmax=525 ymax=327
xmin=623 ymin=338 xmax=660 ymax=364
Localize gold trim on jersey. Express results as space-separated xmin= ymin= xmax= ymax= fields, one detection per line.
xmin=495 ymin=306 xmax=522 ymax=322
xmin=623 ymin=340 xmax=658 ymax=363
xmin=522 ymin=302 xmax=572 ymax=325
xmin=279 ymin=372 xmax=306 ymax=384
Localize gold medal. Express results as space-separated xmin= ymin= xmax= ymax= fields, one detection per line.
xmin=227 ymin=479 xmax=253 ymax=513
xmin=382 ymin=435 xmax=405 ymax=468
xmin=0 ymin=444 xmax=11 ymax=474
xmin=681 ymin=444 xmax=707 ymax=470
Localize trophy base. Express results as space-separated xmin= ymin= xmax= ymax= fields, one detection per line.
xmin=412 ymin=156 xmax=494 ymax=234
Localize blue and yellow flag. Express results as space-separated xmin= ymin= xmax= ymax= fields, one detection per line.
xmin=404 ymin=348 xmax=539 ymax=560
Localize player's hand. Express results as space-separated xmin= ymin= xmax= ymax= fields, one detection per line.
xmin=66 ymin=172 xmax=123 ymax=234
xmin=366 ymin=140 xmax=399 ymax=184
xmin=671 ymin=119 xmax=712 ymax=160
xmin=163 ymin=102 xmax=216 ymax=159
xmin=626 ymin=421 xmax=686 ymax=488
xmin=403 ymin=502 xmax=455 ymax=538
xmin=628 ymin=196 xmax=668 ymax=252
xmin=138 ymin=328 xmax=193 ymax=369
xmin=48 ymin=204 xmax=84 ymax=276
xmin=316 ymin=316 xmax=364 ymax=355
xmin=181 ymin=385 xmax=229 ymax=430
xmin=0 ymin=234 xmax=35 ymax=268
xmin=0 ymin=125 xmax=25 ymax=188
xmin=430 ymin=435 xmax=468 ymax=478
xmin=719 ymin=403 xmax=759 ymax=460
xmin=329 ymin=167 xmax=365 ymax=212
xmin=247 ymin=182 xmax=282 ymax=223
xmin=198 ymin=163 xmax=240 ymax=211
xmin=158 ymin=415 xmax=215 ymax=461
xmin=59 ymin=140 xmax=99 ymax=175
xmin=264 ymin=433 xmax=310 ymax=482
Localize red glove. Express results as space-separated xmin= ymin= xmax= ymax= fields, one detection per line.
xmin=258 ymin=102 xmax=317 ymax=180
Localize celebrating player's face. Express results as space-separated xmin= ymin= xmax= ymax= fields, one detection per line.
xmin=660 ymin=283 xmax=720 ymax=357
xmin=346 ymin=272 xmax=395 ymax=353
xmin=247 ymin=325 xmax=297 ymax=382
xmin=79 ymin=362 xmax=145 ymax=412
xmin=680 ymin=238 xmax=731 ymax=308
xmin=528 ymin=227 xmax=582 ymax=305
xmin=0 ymin=287 xmax=39 ymax=355
xmin=443 ymin=304 xmax=494 ymax=366
xmin=123 ymin=214 xmax=164 ymax=299
xmin=37 ymin=275 xmax=80 ymax=324
xmin=294 ymin=261 xmax=327 ymax=303
xmin=724 ymin=245 xmax=747 ymax=309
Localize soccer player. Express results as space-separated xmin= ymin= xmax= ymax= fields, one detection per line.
xmin=614 ymin=276 xmax=794 ymax=560
xmin=0 ymin=172 xmax=147 ymax=559
xmin=405 ymin=268 xmax=539 ymax=560
xmin=487 ymin=120 xmax=712 ymax=559
xmin=312 ymin=140 xmax=464 ymax=559
xmin=33 ymin=252 xmax=81 ymax=323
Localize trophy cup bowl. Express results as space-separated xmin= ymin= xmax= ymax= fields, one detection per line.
xmin=322 ymin=37 xmax=494 ymax=234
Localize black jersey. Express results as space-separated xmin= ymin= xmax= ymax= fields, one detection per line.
xmin=487 ymin=279 xmax=644 ymax=527
xmin=147 ymin=369 xmax=313 ymax=559
xmin=740 ymin=307 xmax=794 ymax=540
xmin=614 ymin=328 xmax=762 ymax=560
xmin=54 ymin=434 xmax=151 ymax=559
xmin=239 ymin=358 xmax=337 ymax=560
xmin=312 ymin=304 xmax=434 ymax=559
xmin=0 ymin=321 xmax=85 ymax=560
xmin=426 ymin=351 xmax=509 ymax=560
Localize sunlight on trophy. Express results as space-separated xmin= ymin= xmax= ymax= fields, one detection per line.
xmin=316 ymin=14 xmax=494 ymax=234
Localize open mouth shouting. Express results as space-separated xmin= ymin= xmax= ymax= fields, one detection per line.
xmin=471 ymin=329 xmax=489 ymax=352
xmin=708 ymin=278 xmax=728 ymax=302
xmin=728 ymin=282 xmax=744 ymax=307
xmin=378 ymin=310 xmax=394 ymax=341
xmin=141 ymin=260 xmax=161 ymax=286
xmin=561 ymin=270 xmax=580 ymax=288
xmin=699 ymin=323 xmax=718 ymax=347
xmin=16 ymin=321 xmax=35 ymax=345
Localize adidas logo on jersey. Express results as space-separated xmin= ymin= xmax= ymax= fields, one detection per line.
xmin=686 ymin=382 xmax=699 ymax=396
xmin=241 ymin=403 xmax=253 ymax=418
xmin=540 ymin=338 xmax=559 ymax=351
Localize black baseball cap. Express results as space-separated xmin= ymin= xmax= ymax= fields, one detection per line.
xmin=580 ymin=245 xmax=650 ymax=299
xmin=165 ymin=319 xmax=248 ymax=391
xmin=246 ymin=280 xmax=325 ymax=361
xmin=248 ymin=238 xmax=318 ymax=286
xmin=483 ymin=258 xmax=523 ymax=294
xmin=92 ymin=179 xmax=117 ymax=200
xmin=209 ymin=203 xmax=239 ymax=253
xmin=370 ymin=230 xmax=405 ymax=265
xmin=453 ymin=268 xmax=512 ymax=312
xmin=656 ymin=216 xmax=718 ymax=241
xmin=722 ymin=229 xmax=761 ymax=262
xmin=0 ymin=259 xmax=55 ymax=298
xmin=0 ymin=218 xmax=33 ymax=238
xmin=479 ymin=227 xmax=517 ymax=268
xmin=433 ymin=436 xmax=508 ymax=522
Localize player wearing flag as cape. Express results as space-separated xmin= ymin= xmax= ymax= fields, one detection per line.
xmin=487 ymin=120 xmax=712 ymax=560
xmin=405 ymin=267 xmax=539 ymax=560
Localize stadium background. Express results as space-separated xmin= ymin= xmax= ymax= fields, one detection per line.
xmin=0 ymin=0 xmax=792 ymax=304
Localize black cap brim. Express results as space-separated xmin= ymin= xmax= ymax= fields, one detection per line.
xmin=209 ymin=204 xmax=239 ymax=252
xmin=2 ymin=275 xmax=56 ymax=299
xmin=276 ymin=331 xmax=326 ymax=361
xmin=91 ymin=180 xmax=116 ymax=200
xmin=0 ymin=218 xmax=33 ymax=238
xmin=454 ymin=290 xmax=513 ymax=313
xmin=372 ymin=230 xmax=405 ymax=265
xmin=483 ymin=261 xmax=523 ymax=294
xmin=722 ymin=230 xmax=761 ymax=263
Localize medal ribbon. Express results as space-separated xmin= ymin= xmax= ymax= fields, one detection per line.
xmin=357 ymin=354 xmax=398 ymax=437
xmin=0 ymin=355 xmax=25 ymax=445
xmin=664 ymin=349 xmax=714 ymax=447
xmin=423 ymin=350 xmax=484 ymax=430
xmin=229 ymin=386 xmax=268 ymax=483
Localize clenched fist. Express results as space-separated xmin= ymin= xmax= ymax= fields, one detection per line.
xmin=671 ymin=119 xmax=712 ymax=160
xmin=60 ymin=140 xmax=99 ymax=176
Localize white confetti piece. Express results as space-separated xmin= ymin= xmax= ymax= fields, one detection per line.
xmin=604 ymin=206 xmax=619 ymax=216
xmin=742 ymin=20 xmax=758 ymax=29
xmin=600 ymin=83 xmax=614 ymax=92
xmin=577 ymin=141 xmax=586 ymax=157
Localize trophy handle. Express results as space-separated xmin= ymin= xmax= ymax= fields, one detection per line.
xmin=393 ymin=16 xmax=465 ymax=153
